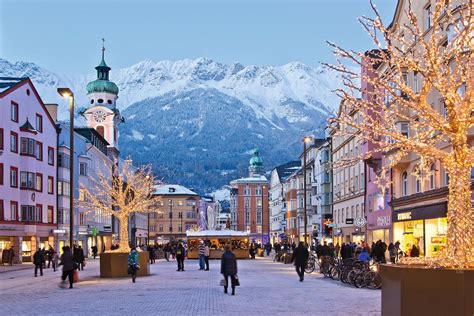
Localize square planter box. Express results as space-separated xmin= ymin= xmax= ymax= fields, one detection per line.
xmin=100 ymin=251 xmax=150 ymax=278
xmin=380 ymin=264 xmax=474 ymax=316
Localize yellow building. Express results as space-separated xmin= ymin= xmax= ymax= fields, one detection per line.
xmin=149 ymin=184 xmax=200 ymax=243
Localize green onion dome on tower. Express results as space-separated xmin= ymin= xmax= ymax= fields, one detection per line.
xmin=86 ymin=53 xmax=119 ymax=95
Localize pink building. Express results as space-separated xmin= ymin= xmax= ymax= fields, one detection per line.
xmin=361 ymin=50 xmax=392 ymax=245
xmin=0 ymin=78 xmax=57 ymax=263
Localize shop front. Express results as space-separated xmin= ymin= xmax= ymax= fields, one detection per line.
xmin=367 ymin=209 xmax=392 ymax=245
xmin=392 ymin=202 xmax=447 ymax=257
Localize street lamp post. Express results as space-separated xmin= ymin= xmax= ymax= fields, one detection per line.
xmin=57 ymin=88 xmax=74 ymax=250
xmin=303 ymin=136 xmax=311 ymax=246
xmin=169 ymin=199 xmax=173 ymax=241
xmin=261 ymin=184 xmax=266 ymax=245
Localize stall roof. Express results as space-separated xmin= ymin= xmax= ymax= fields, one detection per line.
xmin=186 ymin=230 xmax=249 ymax=238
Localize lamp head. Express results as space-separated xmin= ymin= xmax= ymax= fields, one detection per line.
xmin=303 ymin=136 xmax=312 ymax=143
xmin=57 ymin=88 xmax=73 ymax=98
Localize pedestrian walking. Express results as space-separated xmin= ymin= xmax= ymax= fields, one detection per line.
xmin=291 ymin=242 xmax=309 ymax=282
xmin=265 ymin=242 xmax=272 ymax=256
xmin=91 ymin=245 xmax=98 ymax=259
xmin=128 ymin=247 xmax=139 ymax=283
xmin=164 ymin=243 xmax=170 ymax=262
xmin=176 ymin=243 xmax=185 ymax=271
xmin=59 ymin=246 xmax=74 ymax=289
xmin=221 ymin=244 xmax=238 ymax=295
xmin=33 ymin=248 xmax=44 ymax=277
xmin=46 ymin=246 xmax=54 ymax=269
xmin=204 ymin=241 xmax=210 ymax=271
xmin=149 ymin=246 xmax=156 ymax=264
xmin=198 ymin=240 xmax=205 ymax=270
xmin=52 ymin=251 xmax=59 ymax=272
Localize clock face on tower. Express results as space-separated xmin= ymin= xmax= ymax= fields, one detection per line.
xmin=93 ymin=110 xmax=107 ymax=123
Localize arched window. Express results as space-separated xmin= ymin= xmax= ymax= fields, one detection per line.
xmin=402 ymin=172 xmax=408 ymax=196
xmin=429 ymin=164 xmax=436 ymax=190
xmin=415 ymin=176 xmax=421 ymax=193
xmin=96 ymin=125 xmax=105 ymax=138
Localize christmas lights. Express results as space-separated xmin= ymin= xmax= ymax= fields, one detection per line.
xmin=77 ymin=159 xmax=162 ymax=252
xmin=326 ymin=0 xmax=473 ymax=268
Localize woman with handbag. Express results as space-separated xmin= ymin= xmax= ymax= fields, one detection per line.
xmin=221 ymin=244 xmax=238 ymax=295
xmin=128 ymin=247 xmax=139 ymax=283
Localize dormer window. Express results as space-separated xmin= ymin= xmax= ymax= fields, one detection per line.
xmin=169 ymin=187 xmax=176 ymax=193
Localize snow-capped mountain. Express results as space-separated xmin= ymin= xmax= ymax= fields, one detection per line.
xmin=0 ymin=57 xmax=344 ymax=190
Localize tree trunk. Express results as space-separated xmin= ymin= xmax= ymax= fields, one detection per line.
xmin=445 ymin=146 xmax=474 ymax=267
xmin=118 ymin=215 xmax=130 ymax=252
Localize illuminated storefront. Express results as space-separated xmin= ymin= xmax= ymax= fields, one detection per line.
xmin=392 ymin=202 xmax=447 ymax=257
xmin=367 ymin=209 xmax=392 ymax=245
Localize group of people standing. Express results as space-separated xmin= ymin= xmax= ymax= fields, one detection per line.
xmin=33 ymin=246 xmax=59 ymax=276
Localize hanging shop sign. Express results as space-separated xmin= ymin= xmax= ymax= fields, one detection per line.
xmin=355 ymin=217 xmax=366 ymax=227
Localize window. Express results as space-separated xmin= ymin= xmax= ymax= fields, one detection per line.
xmin=10 ymin=167 xmax=18 ymax=188
xmin=178 ymin=225 xmax=182 ymax=232
xmin=10 ymin=201 xmax=18 ymax=221
xmin=0 ymin=200 xmax=3 ymax=220
xmin=444 ymin=169 xmax=450 ymax=186
xmin=413 ymin=72 xmax=419 ymax=93
xmin=178 ymin=200 xmax=183 ymax=206
xmin=430 ymin=164 xmax=436 ymax=190
xmin=20 ymin=137 xmax=36 ymax=156
xmin=79 ymin=162 xmax=88 ymax=176
xmin=11 ymin=101 xmax=18 ymax=122
xmin=159 ymin=225 xmax=163 ymax=232
xmin=48 ymin=147 xmax=54 ymax=165
xmin=35 ymin=141 xmax=43 ymax=160
xmin=36 ymin=204 xmax=43 ymax=222
xmin=36 ymin=173 xmax=43 ymax=192
xmin=402 ymin=172 xmax=408 ymax=196
xmin=415 ymin=176 xmax=421 ymax=193
xmin=36 ymin=114 xmax=43 ymax=132
xmin=168 ymin=212 xmax=173 ymax=219
xmin=245 ymin=211 xmax=250 ymax=224
xmin=10 ymin=132 xmax=18 ymax=153
xmin=0 ymin=128 xmax=3 ymax=150
xmin=257 ymin=211 xmax=262 ymax=224
xmin=425 ymin=4 xmax=431 ymax=30
xmin=79 ymin=213 xmax=85 ymax=226
xmin=48 ymin=176 xmax=54 ymax=194
xmin=58 ymin=209 xmax=64 ymax=224
xmin=0 ymin=163 xmax=3 ymax=186
xmin=169 ymin=226 xmax=173 ymax=232
xmin=178 ymin=212 xmax=182 ymax=219
xmin=20 ymin=172 xmax=35 ymax=189
xmin=400 ymin=122 xmax=409 ymax=137
xmin=58 ymin=153 xmax=70 ymax=169
xmin=21 ymin=205 xmax=35 ymax=222
xmin=58 ymin=181 xmax=70 ymax=196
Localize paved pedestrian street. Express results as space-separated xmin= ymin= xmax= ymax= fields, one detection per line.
xmin=1 ymin=256 xmax=380 ymax=316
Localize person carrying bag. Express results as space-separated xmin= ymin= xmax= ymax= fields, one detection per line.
xmin=221 ymin=244 xmax=239 ymax=295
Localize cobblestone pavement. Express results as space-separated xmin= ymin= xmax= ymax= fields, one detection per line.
xmin=1 ymin=256 xmax=380 ymax=316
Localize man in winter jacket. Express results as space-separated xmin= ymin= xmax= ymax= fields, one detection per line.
xmin=221 ymin=244 xmax=238 ymax=295
xmin=33 ymin=248 xmax=44 ymax=277
xmin=59 ymin=246 xmax=75 ymax=289
xmin=291 ymin=242 xmax=309 ymax=282
xmin=198 ymin=240 xmax=205 ymax=270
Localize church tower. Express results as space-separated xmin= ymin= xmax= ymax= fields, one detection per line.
xmin=248 ymin=148 xmax=264 ymax=177
xmin=83 ymin=40 xmax=123 ymax=161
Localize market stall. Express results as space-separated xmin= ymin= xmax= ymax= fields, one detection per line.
xmin=186 ymin=230 xmax=249 ymax=259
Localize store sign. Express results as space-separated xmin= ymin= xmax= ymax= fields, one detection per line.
xmin=52 ymin=229 xmax=66 ymax=234
xmin=355 ymin=217 xmax=366 ymax=228
xmin=397 ymin=212 xmax=412 ymax=221
xmin=376 ymin=215 xmax=391 ymax=227
xmin=345 ymin=218 xmax=354 ymax=225
xmin=393 ymin=202 xmax=447 ymax=222
xmin=103 ymin=226 xmax=112 ymax=232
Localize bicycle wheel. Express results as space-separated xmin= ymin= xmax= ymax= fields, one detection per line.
xmin=329 ymin=266 xmax=340 ymax=280
xmin=365 ymin=271 xmax=382 ymax=289
xmin=347 ymin=269 xmax=359 ymax=286
xmin=305 ymin=260 xmax=315 ymax=274
xmin=354 ymin=272 xmax=366 ymax=288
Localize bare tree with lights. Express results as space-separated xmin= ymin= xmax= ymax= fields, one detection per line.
xmin=78 ymin=159 xmax=161 ymax=252
xmin=325 ymin=0 xmax=473 ymax=268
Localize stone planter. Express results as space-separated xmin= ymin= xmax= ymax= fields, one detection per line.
xmin=100 ymin=251 xmax=150 ymax=278
xmin=380 ymin=264 xmax=474 ymax=316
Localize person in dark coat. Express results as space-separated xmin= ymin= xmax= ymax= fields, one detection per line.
xmin=176 ymin=243 xmax=185 ymax=271
xmin=76 ymin=246 xmax=85 ymax=270
xmin=33 ymin=248 xmax=44 ymax=277
xmin=291 ymin=242 xmax=309 ymax=282
xmin=410 ymin=244 xmax=420 ymax=257
xmin=91 ymin=245 xmax=98 ymax=259
xmin=59 ymin=246 xmax=74 ymax=289
xmin=221 ymin=244 xmax=238 ymax=295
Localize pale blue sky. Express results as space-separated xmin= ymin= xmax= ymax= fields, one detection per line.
xmin=0 ymin=0 xmax=397 ymax=74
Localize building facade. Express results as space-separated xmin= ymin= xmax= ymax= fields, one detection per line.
xmin=269 ymin=161 xmax=300 ymax=244
xmin=149 ymin=184 xmax=200 ymax=243
xmin=0 ymin=78 xmax=57 ymax=263
xmin=311 ymin=138 xmax=333 ymax=244
xmin=229 ymin=149 xmax=269 ymax=244
xmin=332 ymin=100 xmax=366 ymax=245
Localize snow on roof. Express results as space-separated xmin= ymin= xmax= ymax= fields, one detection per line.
xmin=154 ymin=184 xmax=198 ymax=196
xmin=186 ymin=230 xmax=249 ymax=238
xmin=230 ymin=175 xmax=267 ymax=184
xmin=0 ymin=77 xmax=27 ymax=94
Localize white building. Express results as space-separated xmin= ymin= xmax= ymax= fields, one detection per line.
xmin=269 ymin=161 xmax=300 ymax=244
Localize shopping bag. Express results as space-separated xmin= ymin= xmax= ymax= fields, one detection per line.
xmin=220 ymin=279 xmax=227 ymax=287
xmin=73 ymin=270 xmax=79 ymax=283
xmin=233 ymin=275 xmax=240 ymax=286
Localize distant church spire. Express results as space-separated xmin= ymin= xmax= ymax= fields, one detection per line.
xmin=101 ymin=38 xmax=106 ymax=61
